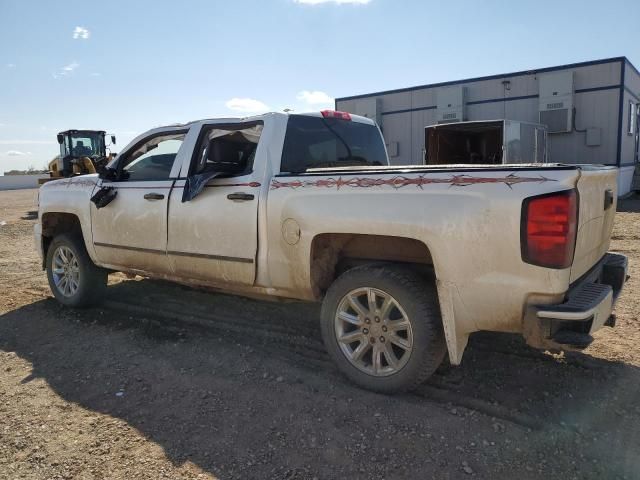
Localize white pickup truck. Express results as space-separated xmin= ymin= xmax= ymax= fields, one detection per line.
xmin=35 ymin=110 xmax=628 ymax=392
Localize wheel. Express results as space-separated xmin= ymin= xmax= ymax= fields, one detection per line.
xmin=320 ymin=264 xmax=446 ymax=393
xmin=46 ymin=233 xmax=107 ymax=308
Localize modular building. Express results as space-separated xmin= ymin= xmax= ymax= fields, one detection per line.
xmin=335 ymin=57 xmax=640 ymax=195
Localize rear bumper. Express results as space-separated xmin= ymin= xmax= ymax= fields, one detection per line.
xmin=532 ymin=252 xmax=628 ymax=349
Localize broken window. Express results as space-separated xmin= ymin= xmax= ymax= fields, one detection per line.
xmin=192 ymin=124 xmax=263 ymax=176
xmin=183 ymin=122 xmax=263 ymax=202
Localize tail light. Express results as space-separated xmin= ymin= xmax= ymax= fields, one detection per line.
xmin=321 ymin=110 xmax=351 ymax=120
xmin=521 ymin=190 xmax=578 ymax=269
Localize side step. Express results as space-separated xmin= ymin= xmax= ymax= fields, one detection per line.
xmin=537 ymin=283 xmax=613 ymax=350
xmin=537 ymin=283 xmax=612 ymax=321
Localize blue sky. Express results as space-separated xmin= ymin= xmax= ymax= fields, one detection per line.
xmin=1 ymin=0 xmax=639 ymax=173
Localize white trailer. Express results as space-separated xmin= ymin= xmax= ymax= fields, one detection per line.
xmin=424 ymin=119 xmax=549 ymax=165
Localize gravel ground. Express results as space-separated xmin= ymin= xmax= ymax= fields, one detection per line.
xmin=0 ymin=188 xmax=639 ymax=480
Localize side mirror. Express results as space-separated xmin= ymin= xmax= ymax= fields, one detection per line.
xmin=111 ymin=135 xmax=116 ymax=145
xmin=57 ymin=134 xmax=64 ymax=145
xmin=99 ymin=166 xmax=119 ymax=181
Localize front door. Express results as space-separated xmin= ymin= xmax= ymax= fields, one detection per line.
xmin=91 ymin=130 xmax=188 ymax=274
xmin=166 ymin=121 xmax=263 ymax=286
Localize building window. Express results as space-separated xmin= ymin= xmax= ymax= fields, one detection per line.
xmin=629 ymin=101 xmax=637 ymax=135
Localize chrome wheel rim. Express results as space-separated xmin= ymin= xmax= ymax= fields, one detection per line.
xmin=335 ymin=287 xmax=413 ymax=377
xmin=52 ymin=246 xmax=80 ymax=297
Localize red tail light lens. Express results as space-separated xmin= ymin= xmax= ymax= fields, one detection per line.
xmin=521 ymin=190 xmax=578 ymax=269
xmin=320 ymin=110 xmax=351 ymax=120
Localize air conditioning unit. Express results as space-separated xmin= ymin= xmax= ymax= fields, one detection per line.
xmin=436 ymin=86 xmax=466 ymax=124
xmin=538 ymin=71 xmax=574 ymax=133
xmin=355 ymin=97 xmax=382 ymax=126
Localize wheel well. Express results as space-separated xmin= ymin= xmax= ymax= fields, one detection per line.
xmin=310 ymin=233 xmax=434 ymax=298
xmin=41 ymin=213 xmax=82 ymax=267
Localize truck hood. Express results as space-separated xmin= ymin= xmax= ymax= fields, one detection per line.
xmin=40 ymin=174 xmax=99 ymax=192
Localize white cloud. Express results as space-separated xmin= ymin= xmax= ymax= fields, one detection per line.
xmin=297 ymin=90 xmax=334 ymax=105
xmin=72 ymin=26 xmax=90 ymax=39
xmin=6 ymin=63 xmax=16 ymax=69
xmin=89 ymin=72 xmax=101 ymax=77
xmin=284 ymin=90 xmax=335 ymax=112
xmin=294 ymin=0 xmax=371 ymax=4
xmin=63 ymin=62 xmax=79 ymax=72
xmin=53 ymin=61 xmax=79 ymax=79
xmin=224 ymin=91 xmax=334 ymax=115
xmin=225 ymin=97 xmax=270 ymax=114
xmin=5 ymin=150 xmax=31 ymax=156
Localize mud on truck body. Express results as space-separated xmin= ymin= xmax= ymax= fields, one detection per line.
xmin=35 ymin=110 xmax=628 ymax=392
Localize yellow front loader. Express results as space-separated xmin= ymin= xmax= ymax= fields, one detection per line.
xmin=40 ymin=130 xmax=117 ymax=184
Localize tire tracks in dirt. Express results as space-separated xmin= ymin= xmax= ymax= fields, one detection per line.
xmin=105 ymin=298 xmax=556 ymax=433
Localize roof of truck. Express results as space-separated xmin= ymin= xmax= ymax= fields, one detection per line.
xmin=119 ymin=111 xmax=378 ymax=159
xmin=161 ymin=111 xmax=376 ymax=129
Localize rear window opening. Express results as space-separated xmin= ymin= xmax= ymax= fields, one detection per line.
xmin=280 ymin=115 xmax=388 ymax=174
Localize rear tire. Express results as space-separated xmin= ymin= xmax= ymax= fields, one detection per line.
xmin=46 ymin=233 xmax=107 ymax=308
xmin=320 ymin=264 xmax=446 ymax=393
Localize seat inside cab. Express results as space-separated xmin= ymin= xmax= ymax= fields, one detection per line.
xmin=195 ymin=127 xmax=262 ymax=176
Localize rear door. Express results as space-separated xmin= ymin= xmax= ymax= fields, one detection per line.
xmin=570 ymin=166 xmax=619 ymax=282
xmin=166 ymin=121 xmax=264 ymax=286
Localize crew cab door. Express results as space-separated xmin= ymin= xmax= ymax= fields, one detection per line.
xmin=91 ymin=129 xmax=189 ymax=273
xmin=166 ymin=121 xmax=264 ymax=286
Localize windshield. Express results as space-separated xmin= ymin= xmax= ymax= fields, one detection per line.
xmin=280 ymin=115 xmax=388 ymax=173
xmin=62 ymin=132 xmax=105 ymax=158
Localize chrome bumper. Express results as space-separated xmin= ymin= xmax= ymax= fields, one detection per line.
xmin=534 ymin=253 xmax=628 ymax=349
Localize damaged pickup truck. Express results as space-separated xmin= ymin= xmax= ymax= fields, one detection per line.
xmin=35 ymin=110 xmax=628 ymax=392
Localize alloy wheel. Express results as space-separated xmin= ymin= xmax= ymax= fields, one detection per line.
xmin=334 ymin=287 xmax=413 ymax=376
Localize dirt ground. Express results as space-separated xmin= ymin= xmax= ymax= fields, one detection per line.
xmin=0 ymin=188 xmax=639 ymax=480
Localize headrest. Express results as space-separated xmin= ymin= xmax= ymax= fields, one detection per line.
xmin=206 ymin=139 xmax=245 ymax=174
xmin=208 ymin=139 xmax=239 ymax=163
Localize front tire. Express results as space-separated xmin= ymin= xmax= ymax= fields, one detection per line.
xmin=46 ymin=233 xmax=107 ymax=308
xmin=321 ymin=265 xmax=446 ymax=393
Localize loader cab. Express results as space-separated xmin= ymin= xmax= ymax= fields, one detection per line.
xmin=57 ymin=130 xmax=108 ymax=159
xmin=54 ymin=130 xmax=116 ymax=176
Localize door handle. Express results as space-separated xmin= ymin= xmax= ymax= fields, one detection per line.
xmin=227 ymin=192 xmax=255 ymax=201
xmin=144 ymin=192 xmax=165 ymax=200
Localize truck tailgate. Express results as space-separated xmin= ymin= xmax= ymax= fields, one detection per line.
xmin=571 ymin=166 xmax=618 ymax=282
